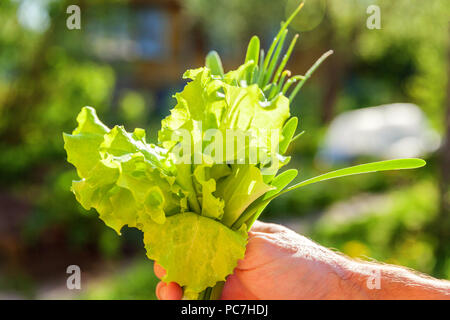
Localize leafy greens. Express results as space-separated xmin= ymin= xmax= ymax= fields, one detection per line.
xmin=63 ymin=2 xmax=426 ymax=299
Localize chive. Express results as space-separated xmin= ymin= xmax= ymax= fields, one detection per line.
xmin=272 ymin=34 xmax=299 ymax=84
xmin=289 ymin=50 xmax=333 ymax=102
xmin=291 ymin=130 xmax=305 ymax=142
xmin=264 ymin=83 xmax=276 ymax=98
xmin=250 ymin=65 xmax=259 ymax=84
xmin=256 ymin=49 xmax=265 ymax=85
xmin=269 ymin=70 xmax=290 ymax=99
xmin=263 ymin=83 xmax=273 ymax=92
xmin=262 ymin=2 xmax=304 ymax=75
xmin=282 ymin=75 xmax=305 ymax=94
xmin=261 ymin=29 xmax=288 ymax=87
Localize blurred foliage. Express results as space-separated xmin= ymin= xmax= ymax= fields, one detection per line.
xmin=79 ymin=259 xmax=158 ymax=300
xmin=118 ymin=90 xmax=150 ymax=128
xmin=0 ymin=0 xmax=448 ymax=298
xmin=311 ymin=180 xmax=443 ymax=276
xmin=0 ymin=0 xmax=117 ymax=260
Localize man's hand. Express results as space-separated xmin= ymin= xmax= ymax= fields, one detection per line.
xmin=154 ymin=221 xmax=450 ymax=300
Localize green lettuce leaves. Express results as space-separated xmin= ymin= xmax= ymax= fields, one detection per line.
xmin=159 ymin=67 xmax=290 ymax=165
xmin=63 ymin=107 xmax=187 ymax=232
xmin=143 ymin=212 xmax=247 ymax=299
xmin=63 ymin=107 xmax=253 ymax=296
xmin=215 ymin=164 xmax=273 ymax=227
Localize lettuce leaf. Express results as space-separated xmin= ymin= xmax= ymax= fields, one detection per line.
xmin=158 ymin=67 xmax=290 ymax=166
xmin=143 ymin=212 xmax=247 ymax=298
xmin=63 ymin=107 xmax=187 ymax=233
xmin=63 ymin=106 xmax=109 ymax=178
xmin=193 ymin=161 xmax=225 ymax=220
xmin=215 ymin=164 xmax=273 ymax=227
xmin=159 ymin=68 xmax=225 ymax=151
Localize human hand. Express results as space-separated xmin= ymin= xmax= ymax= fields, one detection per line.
xmin=155 ymin=220 xmax=450 ymax=300
xmin=154 ymin=220 xmax=352 ymax=300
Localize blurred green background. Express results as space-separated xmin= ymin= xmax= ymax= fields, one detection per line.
xmin=0 ymin=0 xmax=449 ymax=299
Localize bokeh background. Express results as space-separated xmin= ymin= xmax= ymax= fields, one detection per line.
xmin=0 ymin=0 xmax=449 ymax=299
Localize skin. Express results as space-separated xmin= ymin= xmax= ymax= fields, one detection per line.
xmin=154 ymin=221 xmax=450 ymax=300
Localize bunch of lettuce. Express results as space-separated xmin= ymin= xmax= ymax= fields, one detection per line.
xmin=63 ymin=4 xmax=425 ymax=299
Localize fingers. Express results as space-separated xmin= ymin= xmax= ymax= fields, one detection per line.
xmin=154 ymin=262 xmax=182 ymax=300
xmin=153 ymin=223 xmax=290 ymax=300
xmin=153 ymin=262 xmax=166 ymax=279
xmin=156 ymin=281 xmax=165 ymax=299
xmin=156 ymin=281 xmax=183 ymax=300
